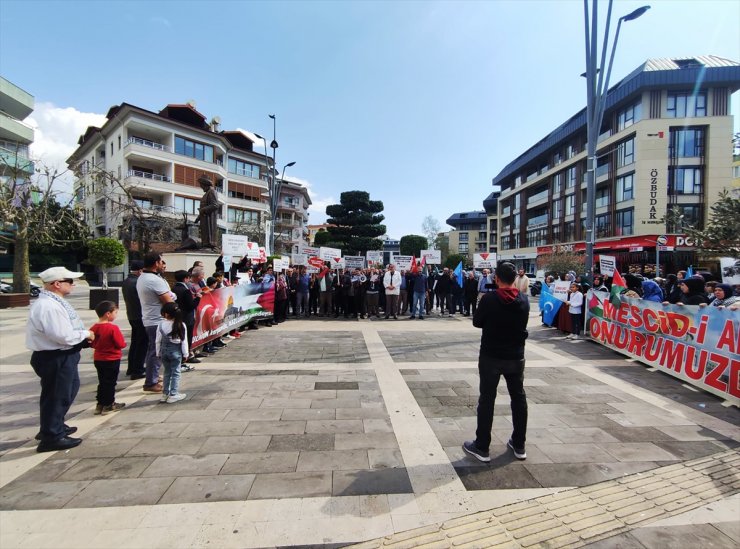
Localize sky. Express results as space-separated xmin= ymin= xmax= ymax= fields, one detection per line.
xmin=1 ymin=0 xmax=738 ymax=240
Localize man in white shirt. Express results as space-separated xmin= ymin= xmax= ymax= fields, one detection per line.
xmin=383 ymin=264 xmax=401 ymax=319
xmin=513 ymin=269 xmax=530 ymax=295
xmin=137 ymin=252 xmax=174 ymax=393
xmin=27 ymin=267 xmax=94 ymax=452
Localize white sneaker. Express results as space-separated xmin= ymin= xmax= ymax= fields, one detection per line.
xmin=159 ymin=394 xmax=169 ymax=403
xmin=167 ymin=393 xmax=187 ymax=403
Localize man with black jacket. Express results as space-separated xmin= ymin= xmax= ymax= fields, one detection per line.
xmin=173 ymin=270 xmax=200 ymax=367
xmin=463 ymin=262 xmax=529 ymax=462
xmin=435 ymin=267 xmax=451 ymax=314
xmin=122 ymin=260 xmax=147 ymax=380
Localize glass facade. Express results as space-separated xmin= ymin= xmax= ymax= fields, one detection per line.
xmin=175 ymin=136 xmax=214 ymax=163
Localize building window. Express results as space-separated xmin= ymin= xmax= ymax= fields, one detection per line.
xmin=615 ymin=209 xmax=633 ymax=236
xmin=616 ymin=173 xmax=634 ymax=202
xmin=670 ymin=167 xmax=702 ymax=195
xmin=513 ymin=194 xmax=520 ymax=210
xmin=670 ymin=128 xmax=704 ymax=158
xmin=227 ymin=208 xmax=259 ymax=224
xmin=564 ymin=221 xmax=576 ymax=242
xmin=228 ymin=158 xmax=260 ymax=178
xmin=552 ymin=224 xmax=562 ymax=243
xmin=595 ymin=213 xmax=611 ymax=238
xmin=567 ymin=143 xmax=577 ymax=159
xmin=526 ymin=228 xmax=548 ymax=247
xmin=459 ymin=233 xmax=469 ymax=242
xmin=478 ymin=231 xmax=487 ymax=241
xmin=133 ymin=197 xmax=152 ymax=209
xmin=110 ymin=142 xmax=114 ymax=156
xmin=617 ymin=101 xmax=642 ymax=131
xmin=174 ymin=195 xmax=199 ymax=215
xmin=595 ymin=186 xmax=610 ymax=208
xmin=175 ymin=136 xmax=215 ymax=163
xmin=527 ymin=208 xmax=548 ymax=228
xmin=667 ymin=91 xmax=707 ymax=118
xmin=566 ymin=166 xmax=577 ymax=188
xmin=459 ymin=243 xmax=469 ymax=253
xmin=118 ymin=135 xmax=121 ymax=150
xmin=616 ymin=138 xmax=635 ymax=167
xmin=552 ymin=199 xmax=562 ymax=220
xmin=552 ymin=172 xmax=563 ymax=194
xmin=565 ymin=194 xmax=575 ymax=215
xmin=670 ymin=204 xmax=702 ymax=230
xmin=458 ymin=224 xmax=470 ymax=231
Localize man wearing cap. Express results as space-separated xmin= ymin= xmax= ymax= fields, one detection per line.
xmin=122 ymin=260 xmax=147 ymax=380
xmin=137 ymin=252 xmax=174 ymax=393
xmin=27 ymin=267 xmax=94 ymax=452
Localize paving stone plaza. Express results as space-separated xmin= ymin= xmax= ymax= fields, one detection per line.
xmin=0 ymin=288 xmax=737 ymax=548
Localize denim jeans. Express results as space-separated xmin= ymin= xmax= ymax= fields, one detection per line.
xmin=144 ymin=325 xmax=162 ymax=386
xmin=474 ymin=358 xmax=528 ymax=451
xmin=296 ymin=291 xmax=309 ymax=316
xmin=410 ymin=292 xmax=426 ymax=316
xmin=161 ymin=339 xmax=183 ymax=396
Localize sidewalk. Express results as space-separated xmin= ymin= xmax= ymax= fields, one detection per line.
xmin=0 ymin=291 xmax=737 ymax=548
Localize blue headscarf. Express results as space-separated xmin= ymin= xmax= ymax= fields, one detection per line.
xmin=641 ymin=279 xmax=664 ymax=302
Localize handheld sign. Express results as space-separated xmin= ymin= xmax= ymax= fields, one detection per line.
xmin=292 ymin=253 xmax=307 ymax=266
xmin=344 ymin=256 xmax=365 ymax=269
xmin=393 ymin=255 xmax=413 ymax=270
xmin=599 ymin=255 xmax=616 ymax=277
xmin=330 ymin=257 xmax=345 ymax=269
xmin=222 ymin=234 xmax=249 ymax=257
xmin=366 ymin=250 xmax=383 ymax=265
xmin=301 ymin=245 xmax=319 ymax=257
xmin=244 ymin=241 xmax=261 ymax=260
xmin=474 ymin=253 xmax=496 ymax=269
xmin=320 ymin=246 xmax=341 ymax=261
xmin=308 ymin=256 xmax=325 ymax=269
xmin=552 ymin=280 xmax=570 ymax=302
xmin=421 ymin=249 xmax=441 ymax=264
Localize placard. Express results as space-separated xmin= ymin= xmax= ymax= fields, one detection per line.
xmin=599 ymin=255 xmax=616 ymax=277
xmin=320 ymin=246 xmax=342 ymax=261
xmin=273 ymin=257 xmax=288 ymax=271
xmin=222 ymin=234 xmax=249 ymax=257
xmin=344 ymin=255 xmax=365 ymax=269
xmin=292 ymin=253 xmax=307 ymax=266
xmin=552 ymin=280 xmax=570 ymax=302
xmin=301 ymin=245 xmax=319 ymax=257
xmin=393 ymin=255 xmax=413 ymax=270
xmin=308 ymin=256 xmax=325 ymax=269
xmin=258 ymin=247 xmax=267 ymax=263
xmin=421 ymin=249 xmax=441 ymax=264
xmin=329 ymin=257 xmax=345 ymax=269
xmin=244 ymin=241 xmax=261 ymax=260
xmin=366 ymin=250 xmax=384 ymax=265
xmin=474 ymin=253 xmax=496 ymax=269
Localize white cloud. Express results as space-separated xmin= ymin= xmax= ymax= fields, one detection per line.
xmin=282 ymin=174 xmax=334 ymax=224
xmin=26 ymin=102 xmax=107 ymax=191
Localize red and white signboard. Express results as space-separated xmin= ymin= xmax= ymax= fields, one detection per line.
xmin=245 ymin=241 xmax=261 ymax=260
xmin=421 ymin=249 xmax=441 ymax=264
xmin=308 ymin=256 xmax=325 ymax=270
xmin=330 ymin=257 xmax=345 ymax=269
xmin=301 ymin=245 xmax=319 ymax=257
xmin=474 ymin=253 xmax=496 ymax=269
xmin=320 ymin=246 xmax=342 ymax=261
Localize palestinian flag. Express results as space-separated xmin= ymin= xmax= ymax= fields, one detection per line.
xmin=588 ymin=291 xmax=604 ymax=318
xmin=610 ymin=270 xmax=627 ymax=306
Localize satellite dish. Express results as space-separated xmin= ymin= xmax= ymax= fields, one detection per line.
xmin=213 ymin=116 xmax=221 ymax=124
xmin=186 ymin=99 xmax=196 ymax=108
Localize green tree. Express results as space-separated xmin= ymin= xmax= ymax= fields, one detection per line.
xmin=435 ymin=232 xmax=450 ymax=262
xmin=87 ymin=237 xmax=127 ymax=288
xmin=325 ymin=191 xmax=385 ymax=254
xmin=536 ymin=250 xmax=585 ymax=277
xmin=313 ymin=229 xmax=331 ymax=247
xmin=664 ymin=190 xmax=740 ymax=257
xmin=399 ymin=235 xmax=428 ymax=256
xmin=445 ymin=253 xmax=467 ymax=270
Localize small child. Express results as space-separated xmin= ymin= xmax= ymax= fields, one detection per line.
xmin=90 ymin=301 xmax=127 ymax=415
xmin=156 ymin=302 xmax=189 ymax=403
xmin=565 ymin=283 xmax=584 ymax=339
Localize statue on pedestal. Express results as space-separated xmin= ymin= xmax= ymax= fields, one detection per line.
xmin=193 ymin=175 xmax=220 ymax=251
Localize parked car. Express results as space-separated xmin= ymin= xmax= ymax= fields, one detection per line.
xmin=0 ymin=280 xmax=41 ymax=297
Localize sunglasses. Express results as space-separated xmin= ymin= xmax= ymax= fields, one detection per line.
xmin=59 ymin=279 xmax=75 ymax=285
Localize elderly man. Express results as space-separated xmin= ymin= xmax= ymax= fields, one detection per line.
xmin=27 ymin=267 xmax=94 ymax=452
xmin=383 ymin=264 xmax=401 ymax=319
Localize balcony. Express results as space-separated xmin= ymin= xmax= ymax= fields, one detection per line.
xmin=126 ymin=136 xmax=170 ymax=153
xmin=127 ymin=169 xmax=171 ymax=183
xmin=0 ymin=147 xmax=34 ymax=174
xmin=526 ymin=190 xmax=549 ymax=207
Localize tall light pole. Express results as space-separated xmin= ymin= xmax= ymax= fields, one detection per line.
xmin=583 ymin=1 xmax=649 ymax=279
xmin=272 ymin=161 xmax=296 ymax=253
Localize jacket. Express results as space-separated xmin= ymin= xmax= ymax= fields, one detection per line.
xmin=473 ymin=288 xmax=529 ymax=360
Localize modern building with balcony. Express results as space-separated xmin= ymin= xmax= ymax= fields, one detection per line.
xmin=68 ymin=101 xmax=273 ymax=250
xmin=483 ymin=190 xmax=501 ymax=256
xmin=274 ymin=178 xmax=311 ymax=252
xmin=491 ymin=56 xmax=740 ymax=275
xmin=0 ymin=76 xmax=34 ymax=178
xmin=446 ymin=210 xmax=488 ymax=261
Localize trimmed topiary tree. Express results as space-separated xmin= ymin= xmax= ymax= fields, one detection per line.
xmin=87 ymin=237 xmax=127 ymax=289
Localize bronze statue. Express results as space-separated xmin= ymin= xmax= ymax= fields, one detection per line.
xmin=193 ymin=175 xmax=220 ymax=250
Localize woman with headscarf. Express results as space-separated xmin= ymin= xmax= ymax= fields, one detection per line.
xmin=676 ymin=277 xmax=710 ymax=306
xmin=664 ymin=274 xmax=682 ymax=304
xmin=708 ymin=284 xmax=739 ymax=309
xmin=622 ymin=274 xmax=644 ymax=299
xmin=641 ymin=279 xmax=664 ymax=303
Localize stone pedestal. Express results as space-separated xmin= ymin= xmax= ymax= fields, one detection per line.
xmin=161 ymin=252 xmax=221 ymax=277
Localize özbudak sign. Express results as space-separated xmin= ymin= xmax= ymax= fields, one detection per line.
xmin=586 ymin=290 xmax=739 ymax=404
xmin=192 ymin=282 xmax=274 ymax=347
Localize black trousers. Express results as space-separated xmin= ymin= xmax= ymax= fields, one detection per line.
xmin=475 ymin=357 xmax=528 ymax=451
xmin=94 ymin=359 xmax=120 ymax=406
xmin=31 ymin=349 xmax=81 ymax=441
xmin=126 ymin=320 xmax=147 ymax=376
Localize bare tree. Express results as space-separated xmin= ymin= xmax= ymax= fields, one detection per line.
xmin=421 ymin=215 xmax=441 ymax=248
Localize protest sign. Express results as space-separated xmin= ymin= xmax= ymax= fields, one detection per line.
xmin=552 ymin=280 xmax=570 ymax=302
xmin=193 ymin=282 xmax=274 ymax=347
xmin=344 ymin=256 xmax=365 ymax=269
xmin=222 ymin=234 xmax=249 ymax=257
xmin=366 ymin=250 xmax=383 ymax=265
xmin=586 ymin=290 xmax=739 ymax=404
xmin=320 ymin=246 xmax=342 ymax=261
xmin=421 ymin=249 xmax=441 ymax=264
xmin=393 ymin=255 xmax=413 ymax=270
xmin=301 ymin=245 xmax=319 ymax=257
xmin=244 ymin=241 xmax=261 ymax=260
xmin=474 ymin=253 xmax=496 ymax=269
xmin=292 ymin=253 xmax=307 ymax=266
xmin=599 ymin=255 xmax=616 ymax=277
xmin=330 ymin=257 xmax=345 ymax=269
xmin=258 ymin=247 xmax=267 ymax=263
xmin=223 ymin=255 xmax=232 ymax=276
xmin=308 ymin=256 xmax=325 ymax=269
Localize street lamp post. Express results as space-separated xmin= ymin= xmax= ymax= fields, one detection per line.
xmin=583 ymin=1 xmax=649 ymax=279
xmin=271 ymin=161 xmax=296 ymax=253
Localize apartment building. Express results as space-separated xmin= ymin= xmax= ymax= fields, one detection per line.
xmin=68 ymin=101 xmax=310 ymax=254
xmin=446 ymin=210 xmax=488 ymax=261
xmin=0 ymin=76 xmax=34 ymax=178
xmin=482 ymin=191 xmax=500 ymax=255
xmin=492 ymin=56 xmax=740 ymax=275
xmin=275 ymin=179 xmax=311 ymax=251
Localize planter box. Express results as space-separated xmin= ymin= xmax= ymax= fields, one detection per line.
xmin=89 ymin=288 xmax=120 ymax=310
xmin=0 ymin=293 xmax=30 ymax=309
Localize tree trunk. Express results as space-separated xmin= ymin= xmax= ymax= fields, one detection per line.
xmin=13 ymin=217 xmax=30 ymax=294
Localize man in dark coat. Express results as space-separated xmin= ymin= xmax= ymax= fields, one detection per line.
xmin=172 ymin=270 xmax=200 ymax=366
xmin=122 ymin=260 xmax=147 ymax=380
xmin=463 ymin=262 xmax=530 ymax=463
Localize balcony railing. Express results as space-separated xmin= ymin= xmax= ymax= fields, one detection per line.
xmin=127 ymin=169 xmax=171 ymax=182
xmin=527 ymin=191 xmax=548 ymax=204
xmin=126 ymin=137 xmax=171 ymax=153
xmin=596 ymin=163 xmax=610 ymax=178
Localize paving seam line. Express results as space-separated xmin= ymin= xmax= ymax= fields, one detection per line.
xmin=349 ymin=448 xmax=740 ymax=548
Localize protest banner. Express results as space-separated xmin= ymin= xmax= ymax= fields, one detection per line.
xmin=301 ymin=245 xmax=320 ymax=257
xmin=599 ymin=255 xmax=617 ymax=277
xmin=552 ymin=280 xmax=570 ymax=302
xmin=586 ymin=290 xmax=739 ymax=404
xmin=421 ymin=249 xmax=441 ymax=264
xmin=320 ymin=246 xmax=342 ymax=261
xmin=192 ymin=282 xmax=274 ymax=347
xmin=292 ymin=253 xmax=307 ymax=266
xmin=344 ymin=255 xmax=365 ymax=269
xmin=330 ymin=257 xmax=345 ymax=269
xmin=393 ymin=255 xmax=413 ymax=270
xmin=244 ymin=241 xmax=261 ymax=260
xmin=308 ymin=256 xmax=325 ymax=269
xmin=474 ymin=253 xmax=496 ymax=269
xmin=366 ymin=250 xmax=383 ymax=265
xmin=222 ymin=234 xmax=249 ymax=257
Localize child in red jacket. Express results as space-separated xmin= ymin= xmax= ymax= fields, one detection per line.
xmin=90 ymin=301 xmax=127 ymax=415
